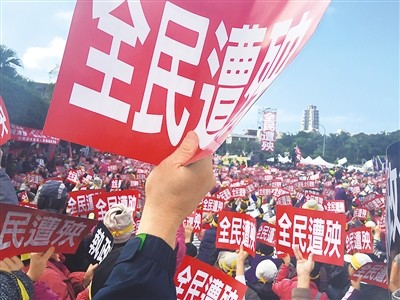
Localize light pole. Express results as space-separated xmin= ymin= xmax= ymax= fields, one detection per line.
xmin=319 ymin=124 xmax=326 ymax=157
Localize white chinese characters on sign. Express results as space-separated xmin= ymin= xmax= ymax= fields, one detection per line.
xmin=276 ymin=205 xmax=346 ymax=266
xmin=174 ymin=256 xmax=247 ymax=300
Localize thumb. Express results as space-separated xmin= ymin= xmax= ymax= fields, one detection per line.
xmin=168 ymin=131 xmax=199 ymax=166
xmin=308 ymin=252 xmax=314 ymax=262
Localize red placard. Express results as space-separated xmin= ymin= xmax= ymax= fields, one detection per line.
xmin=216 ymin=211 xmax=256 ymax=256
xmin=201 ymin=197 xmax=225 ymax=213
xmin=257 ymin=186 xmax=272 ymax=197
xmin=360 ymin=193 xmax=385 ymax=210
xmin=92 ymin=190 xmax=139 ymax=220
xmin=109 ymin=179 xmax=122 ymax=191
xmin=275 ymin=194 xmax=292 ymax=206
xmin=322 ymin=188 xmax=335 ymax=200
xmin=0 ymin=96 xmax=11 ymax=145
xmin=67 ymin=189 xmax=103 ymax=216
xmin=256 ymin=222 xmax=276 ymax=247
xmin=350 ymin=262 xmax=388 ymax=289
xmin=43 ymin=0 xmax=330 ymax=165
xmin=353 ymin=208 xmax=369 ymax=220
xmin=345 ymin=227 xmax=373 ymax=255
xmin=304 ymin=192 xmax=324 ymax=205
xmin=213 ymin=187 xmax=232 ymax=202
xmin=0 ymin=203 xmax=97 ymax=257
xmin=175 ymin=255 xmax=247 ymax=299
xmin=275 ymin=205 xmax=346 ymax=266
xmin=323 ymin=200 xmax=345 ymax=213
xmin=183 ymin=210 xmax=203 ymax=234
xmin=231 ymin=186 xmax=247 ymax=199
xmin=26 ymin=172 xmax=43 ymax=185
xmin=65 ymin=169 xmax=79 ymax=184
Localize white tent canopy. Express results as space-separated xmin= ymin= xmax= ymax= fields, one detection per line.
xmin=300 ymin=156 xmax=335 ymax=168
xmin=313 ymin=156 xmax=335 ymax=168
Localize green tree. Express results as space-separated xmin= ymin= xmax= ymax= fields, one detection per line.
xmin=0 ymin=44 xmax=23 ymax=78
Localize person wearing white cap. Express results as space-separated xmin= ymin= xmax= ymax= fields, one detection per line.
xmin=342 ymin=252 xmax=388 ymax=299
xmin=247 ymin=259 xmax=279 ymax=300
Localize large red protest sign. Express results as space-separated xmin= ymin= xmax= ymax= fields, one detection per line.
xmin=350 ymin=262 xmax=388 ymax=289
xmin=175 ymin=255 xmax=247 ymax=299
xmin=0 ymin=203 xmax=97 ymax=257
xmin=275 ymin=205 xmax=346 ymax=266
xmin=0 ymin=96 xmax=11 ymax=145
xmin=44 ymin=0 xmax=330 ymax=165
xmin=216 ymin=211 xmax=256 ymax=256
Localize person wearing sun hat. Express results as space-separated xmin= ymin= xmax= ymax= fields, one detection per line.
xmin=216 ymin=251 xmax=238 ymax=277
xmin=302 ymin=199 xmax=324 ymax=211
xmin=342 ymin=252 xmax=388 ymax=299
xmin=247 ymin=259 xmax=280 ymax=300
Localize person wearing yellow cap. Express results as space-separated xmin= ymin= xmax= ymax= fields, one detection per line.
xmin=342 ymin=252 xmax=388 ymax=299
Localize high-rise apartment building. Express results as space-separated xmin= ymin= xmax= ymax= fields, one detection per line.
xmin=301 ymin=105 xmax=319 ymax=132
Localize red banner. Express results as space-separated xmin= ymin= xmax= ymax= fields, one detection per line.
xmin=345 ymin=227 xmax=373 ymax=255
xmin=0 ymin=203 xmax=97 ymax=257
xmin=43 ymin=0 xmax=330 ymax=165
xmin=216 ymin=211 xmax=256 ymax=256
xmin=256 ymin=222 xmax=276 ymax=247
xmin=92 ymin=190 xmax=139 ymax=221
xmin=10 ymin=124 xmax=60 ymax=145
xmin=275 ymin=205 xmax=346 ymax=266
xmin=0 ymin=96 xmax=11 ymax=145
xmin=175 ymin=255 xmax=247 ymax=299
xmin=350 ymin=262 xmax=388 ymax=289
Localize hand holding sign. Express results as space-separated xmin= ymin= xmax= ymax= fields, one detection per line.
xmin=137 ymin=131 xmax=216 ymax=248
xmin=26 ymin=247 xmax=55 ymax=282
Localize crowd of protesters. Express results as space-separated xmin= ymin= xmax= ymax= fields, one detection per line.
xmin=0 ymin=137 xmax=399 ymax=300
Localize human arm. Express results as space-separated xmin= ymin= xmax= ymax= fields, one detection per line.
xmin=293 ymin=246 xmax=314 ymax=289
xmin=94 ymin=132 xmax=216 ymax=299
xmin=290 ymin=246 xmax=313 ymax=300
xmin=236 ymin=245 xmax=249 ymax=277
xmin=136 ymin=131 xmax=216 ymax=247
xmin=26 ymin=247 xmax=55 ymax=282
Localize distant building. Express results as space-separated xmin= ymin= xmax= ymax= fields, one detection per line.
xmin=226 ymin=129 xmax=259 ymax=144
xmin=301 ymin=105 xmax=319 ymax=132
